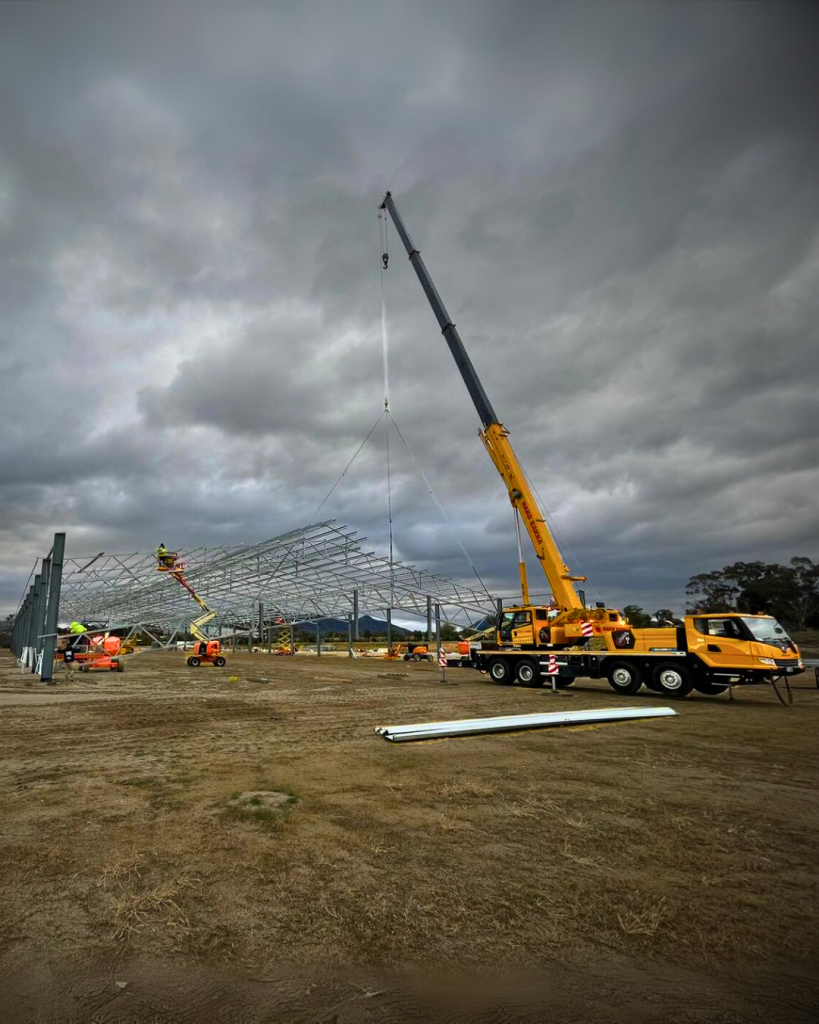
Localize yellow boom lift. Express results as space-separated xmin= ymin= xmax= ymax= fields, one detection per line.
xmin=156 ymin=551 xmax=226 ymax=667
xmin=380 ymin=193 xmax=803 ymax=701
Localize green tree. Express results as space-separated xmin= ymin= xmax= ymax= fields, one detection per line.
xmin=623 ymin=604 xmax=652 ymax=628
xmin=653 ymin=609 xmax=681 ymax=626
xmin=439 ymin=623 xmax=461 ymax=641
xmin=685 ymin=557 xmax=819 ymax=630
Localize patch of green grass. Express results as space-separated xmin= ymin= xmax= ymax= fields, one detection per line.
xmin=222 ymin=804 xmax=286 ymax=827
xmin=219 ymin=784 xmax=299 ymax=829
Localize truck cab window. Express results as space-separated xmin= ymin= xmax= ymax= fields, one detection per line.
xmin=695 ymin=618 xmax=742 ymax=639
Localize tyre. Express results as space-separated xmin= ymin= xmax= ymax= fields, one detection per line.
xmin=694 ymin=681 xmax=728 ymax=695
xmin=214 ymin=656 xmax=226 ymax=667
xmin=652 ymin=662 xmax=694 ymax=698
xmin=116 ymin=661 xmax=124 ymax=673
xmin=187 ymin=656 xmax=201 ymax=667
xmin=606 ymin=661 xmax=643 ymax=695
xmin=516 ymin=658 xmax=541 ymax=687
xmin=488 ymin=658 xmax=512 ymax=684
xmin=413 ymin=653 xmax=422 ymax=661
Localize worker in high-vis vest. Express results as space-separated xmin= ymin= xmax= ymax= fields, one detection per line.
xmin=67 ymin=620 xmax=86 ymax=654
xmin=156 ymin=543 xmax=175 ymax=568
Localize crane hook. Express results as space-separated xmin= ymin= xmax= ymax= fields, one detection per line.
xmin=382 ymin=252 xmax=389 ymax=270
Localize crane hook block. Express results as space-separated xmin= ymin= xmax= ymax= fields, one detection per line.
xmin=382 ymin=252 xmax=389 ymax=270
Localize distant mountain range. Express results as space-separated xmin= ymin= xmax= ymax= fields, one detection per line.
xmin=293 ymin=614 xmax=413 ymax=638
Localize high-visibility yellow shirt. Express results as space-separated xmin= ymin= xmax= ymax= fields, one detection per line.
xmin=69 ymin=622 xmax=86 ymax=634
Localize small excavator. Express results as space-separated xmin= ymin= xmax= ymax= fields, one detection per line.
xmin=156 ymin=549 xmax=226 ymax=667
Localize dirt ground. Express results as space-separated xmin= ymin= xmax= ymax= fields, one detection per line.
xmin=0 ymin=648 xmax=817 ymax=1023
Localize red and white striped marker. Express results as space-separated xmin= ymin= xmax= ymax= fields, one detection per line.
xmin=581 ymin=621 xmax=594 ymax=638
xmin=439 ymin=648 xmax=447 ymax=668
xmin=546 ymin=654 xmax=559 ymax=675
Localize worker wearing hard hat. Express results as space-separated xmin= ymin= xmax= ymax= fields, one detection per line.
xmin=156 ymin=543 xmax=175 ymax=569
xmin=66 ymin=620 xmax=87 ymax=656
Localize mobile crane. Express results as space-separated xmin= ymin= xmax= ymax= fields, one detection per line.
xmin=156 ymin=553 xmax=226 ymax=667
xmin=380 ymin=193 xmax=804 ymax=700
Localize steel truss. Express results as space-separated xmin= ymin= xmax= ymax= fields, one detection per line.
xmin=54 ymin=520 xmax=497 ymax=637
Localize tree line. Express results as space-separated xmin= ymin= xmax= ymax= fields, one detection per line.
xmin=685 ymin=557 xmax=819 ymax=631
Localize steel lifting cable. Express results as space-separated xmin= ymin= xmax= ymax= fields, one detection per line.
xmin=377 ymin=206 xmax=490 ymax=602
xmin=388 ymin=414 xmax=494 ymax=601
xmin=305 ymin=410 xmax=387 ymax=530
xmin=379 ymin=208 xmax=395 ymax=603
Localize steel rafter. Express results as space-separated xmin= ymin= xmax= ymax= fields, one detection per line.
xmin=42 ymin=520 xmax=495 ymax=636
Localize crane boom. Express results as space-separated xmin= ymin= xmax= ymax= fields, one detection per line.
xmin=380 ymin=192 xmax=584 ymax=613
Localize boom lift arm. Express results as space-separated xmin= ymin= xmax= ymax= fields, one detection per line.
xmin=171 ymin=569 xmax=217 ymax=641
xmin=157 ymin=558 xmax=217 ymax=642
xmin=380 ymin=192 xmax=585 ymax=614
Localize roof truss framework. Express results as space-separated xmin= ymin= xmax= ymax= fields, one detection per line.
xmin=55 ymin=521 xmax=496 ymax=635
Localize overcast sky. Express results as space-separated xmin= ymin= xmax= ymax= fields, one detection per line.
xmin=2 ymin=1 xmax=818 ymax=618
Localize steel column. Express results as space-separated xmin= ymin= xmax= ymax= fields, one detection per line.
xmin=426 ymin=595 xmax=432 ymax=645
xmin=435 ymin=602 xmax=441 ymax=664
xmin=347 ymin=613 xmax=353 ymax=658
xmin=32 ymin=558 xmax=50 ymax=674
xmin=38 ymin=533 xmax=65 ymax=683
xmin=316 ymin=621 xmax=321 ymax=657
xmin=353 ymin=589 xmax=359 ymax=640
xmin=386 ymin=608 xmax=392 ymax=650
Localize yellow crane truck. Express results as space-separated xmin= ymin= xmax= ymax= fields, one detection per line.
xmin=380 ymin=192 xmax=804 ymax=700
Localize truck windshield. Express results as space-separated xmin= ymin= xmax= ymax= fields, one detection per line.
xmin=740 ymin=617 xmax=789 ymax=643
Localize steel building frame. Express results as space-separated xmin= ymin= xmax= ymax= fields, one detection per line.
xmin=50 ymin=520 xmax=496 ymax=640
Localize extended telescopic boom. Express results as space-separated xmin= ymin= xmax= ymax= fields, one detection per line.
xmin=380 ymin=192 xmax=585 ymax=612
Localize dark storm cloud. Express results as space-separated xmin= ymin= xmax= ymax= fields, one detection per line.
xmin=1 ymin=1 xmax=818 ymax=615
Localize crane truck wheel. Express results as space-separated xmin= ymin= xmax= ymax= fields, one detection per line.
xmin=652 ymin=662 xmax=694 ymax=698
xmin=413 ymin=653 xmax=422 ymax=661
xmin=214 ymin=656 xmax=226 ymax=667
xmin=488 ymin=658 xmax=512 ymax=684
xmin=606 ymin=662 xmax=643 ymax=695
xmin=187 ymin=656 xmax=201 ymax=667
xmin=516 ymin=659 xmax=541 ymax=687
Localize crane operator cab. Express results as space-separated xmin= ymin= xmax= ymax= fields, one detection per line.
xmin=187 ymin=640 xmax=226 ymax=667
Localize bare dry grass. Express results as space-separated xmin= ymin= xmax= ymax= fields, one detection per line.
xmin=0 ymin=648 xmax=817 ymax=1017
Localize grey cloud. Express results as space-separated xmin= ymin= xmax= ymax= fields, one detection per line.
xmin=1 ymin=1 xmax=818 ymax=617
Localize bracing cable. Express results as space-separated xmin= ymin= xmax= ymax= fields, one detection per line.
xmin=384 ymin=407 xmax=395 ymax=606
xmin=388 ymin=413 xmax=494 ymax=601
xmin=305 ymin=410 xmax=386 ymax=530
